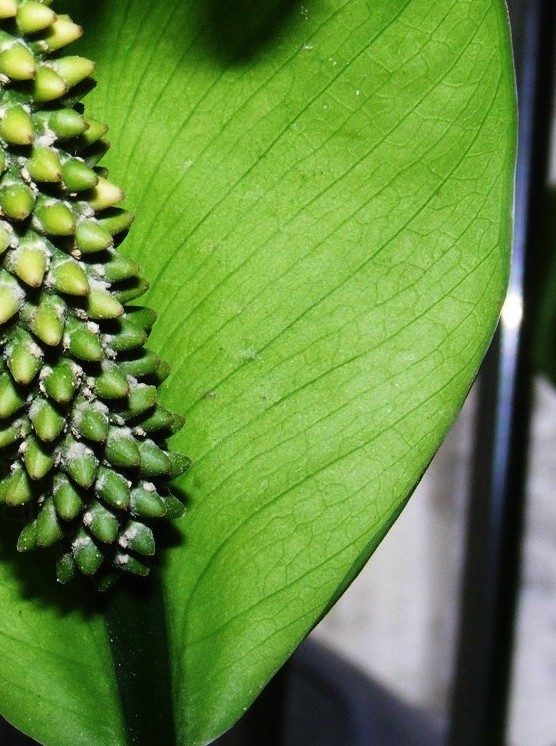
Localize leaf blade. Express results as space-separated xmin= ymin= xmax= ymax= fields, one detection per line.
xmin=0 ymin=0 xmax=516 ymax=745
xmin=86 ymin=0 xmax=514 ymax=743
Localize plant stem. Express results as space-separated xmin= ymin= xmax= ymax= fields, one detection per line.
xmin=106 ymin=571 xmax=176 ymax=746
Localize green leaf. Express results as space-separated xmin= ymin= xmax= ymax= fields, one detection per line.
xmin=0 ymin=0 xmax=515 ymax=745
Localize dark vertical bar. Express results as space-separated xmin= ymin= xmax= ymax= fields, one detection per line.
xmin=105 ymin=571 xmax=176 ymax=746
xmin=448 ymin=1 xmax=556 ymax=745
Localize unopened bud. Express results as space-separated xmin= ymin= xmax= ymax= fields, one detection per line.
xmin=0 ymin=105 xmax=34 ymax=145
xmin=0 ymin=42 xmax=36 ymax=80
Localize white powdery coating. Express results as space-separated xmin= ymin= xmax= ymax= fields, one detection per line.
xmin=118 ymin=525 xmax=138 ymax=549
xmin=88 ymin=276 xmax=109 ymax=292
xmin=82 ymin=511 xmax=93 ymax=527
xmin=0 ymin=266 xmax=25 ymax=292
xmin=95 ymin=470 xmax=108 ymax=491
xmin=19 ymin=166 xmax=32 ymax=185
xmin=28 ymin=341 xmax=44 ymax=359
xmin=36 ymin=130 xmax=56 ymax=147
xmin=63 ymin=440 xmax=97 ymax=466
xmin=28 ymin=397 xmax=43 ymax=420
xmin=39 ymin=365 xmax=53 ymax=380
xmin=72 ymin=536 xmax=90 ymax=550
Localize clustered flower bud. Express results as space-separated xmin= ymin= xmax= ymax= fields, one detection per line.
xmin=0 ymin=0 xmax=189 ymax=590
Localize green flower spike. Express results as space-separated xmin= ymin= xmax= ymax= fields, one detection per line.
xmin=0 ymin=0 xmax=189 ymax=589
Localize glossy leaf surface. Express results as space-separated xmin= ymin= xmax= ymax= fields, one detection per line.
xmin=0 ymin=0 xmax=515 ymax=744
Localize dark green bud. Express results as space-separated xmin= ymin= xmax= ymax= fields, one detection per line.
xmin=72 ymin=528 xmax=103 ymax=576
xmin=53 ymin=475 xmax=84 ymax=521
xmin=29 ymin=397 xmax=65 ymax=442
xmin=128 ymin=383 xmax=157 ymax=416
xmin=118 ymin=520 xmax=155 ymax=556
xmin=138 ymin=439 xmax=172 ymax=477
xmin=163 ymin=493 xmax=186 ymax=520
xmin=95 ymin=466 xmax=130 ymax=510
xmin=36 ymin=498 xmax=64 ymax=547
xmin=105 ymin=318 xmax=148 ymax=352
xmin=100 ymin=252 xmax=141 ymax=283
xmin=119 ymin=351 xmax=161 ymax=379
xmin=48 ymin=256 xmax=90 ymax=296
xmin=61 ymin=158 xmax=99 ymax=192
xmin=23 ymin=435 xmax=55 ymax=480
xmin=72 ymin=398 xmax=109 ymax=442
xmin=0 ymin=3 xmax=189 ymax=588
xmin=169 ymin=452 xmax=192 ymax=479
xmin=93 ymin=363 xmax=129 ymax=399
xmin=137 ymin=407 xmax=182 ymax=434
xmin=64 ymin=317 xmax=104 ymax=361
xmin=113 ymin=277 xmax=150 ymax=304
xmin=43 ymin=359 xmax=79 ymax=403
xmin=0 ymin=373 xmax=26 ymax=417
xmin=7 ymin=330 xmax=43 ymax=384
xmin=17 ymin=520 xmax=38 ymax=552
xmin=83 ymin=501 xmax=118 ymax=544
xmin=105 ymin=426 xmax=141 ymax=468
xmin=113 ymin=552 xmax=149 ymax=577
xmin=130 ymin=484 xmax=167 ymax=519
xmin=126 ymin=306 xmax=157 ymax=331
xmin=55 ymin=552 xmax=77 ymax=584
xmin=0 ymin=466 xmax=33 ymax=506
xmin=61 ymin=437 xmax=97 ymax=488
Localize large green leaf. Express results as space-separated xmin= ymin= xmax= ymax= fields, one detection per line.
xmin=0 ymin=0 xmax=515 ymax=744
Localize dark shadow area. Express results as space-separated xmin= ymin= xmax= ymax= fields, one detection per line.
xmin=0 ymin=513 xmax=186 ymax=746
xmin=0 ymin=508 xmax=107 ymax=618
xmin=213 ymin=640 xmax=445 ymax=746
xmin=0 ymin=718 xmax=37 ymax=746
xmin=52 ymin=0 xmax=111 ymax=32
xmin=199 ymin=0 xmax=306 ymax=65
xmin=105 ymin=570 xmax=177 ymax=746
xmin=58 ymin=0 xmax=311 ymax=68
